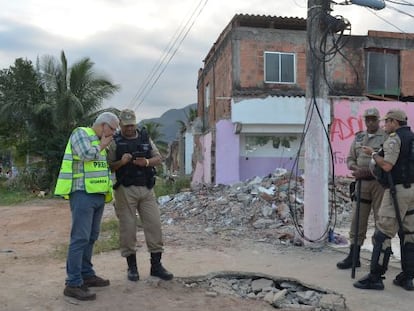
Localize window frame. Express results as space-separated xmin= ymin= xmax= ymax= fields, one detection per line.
xmin=366 ymin=49 xmax=400 ymax=96
xmin=264 ymin=51 xmax=296 ymax=84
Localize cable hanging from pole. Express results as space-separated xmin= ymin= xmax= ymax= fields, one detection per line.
xmin=129 ymin=0 xmax=209 ymax=112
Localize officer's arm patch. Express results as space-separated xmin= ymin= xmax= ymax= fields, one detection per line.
xmin=355 ymin=131 xmax=365 ymax=142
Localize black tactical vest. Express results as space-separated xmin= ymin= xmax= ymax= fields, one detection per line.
xmin=376 ymin=126 xmax=414 ymax=187
xmin=114 ymin=127 xmax=156 ymax=188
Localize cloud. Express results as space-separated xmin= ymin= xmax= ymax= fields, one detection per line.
xmin=1 ymin=0 xmax=414 ymax=120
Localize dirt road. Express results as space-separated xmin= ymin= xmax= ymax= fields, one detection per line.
xmin=0 ymin=199 xmax=412 ymax=311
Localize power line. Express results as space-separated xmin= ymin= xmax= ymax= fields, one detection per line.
xmin=386 ymin=3 xmax=414 ymax=18
xmin=129 ymin=0 xmax=206 ymax=109
xmin=129 ymin=0 xmax=209 ymax=112
xmin=385 ymin=0 xmax=414 ymax=6
xmin=365 ymin=7 xmax=407 ymax=32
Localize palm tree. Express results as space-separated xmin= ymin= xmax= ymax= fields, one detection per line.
xmin=176 ymin=120 xmax=187 ymax=134
xmin=187 ymin=107 xmax=197 ymax=125
xmin=37 ymin=50 xmax=120 ymax=129
xmin=141 ymin=121 xmax=168 ymax=156
xmin=35 ymin=51 xmax=120 ymax=188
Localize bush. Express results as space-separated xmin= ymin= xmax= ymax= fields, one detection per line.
xmin=4 ymin=165 xmax=52 ymax=193
xmin=154 ymin=175 xmax=191 ymax=197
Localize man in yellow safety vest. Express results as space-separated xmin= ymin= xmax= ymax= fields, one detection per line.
xmin=55 ymin=112 xmax=119 ymax=301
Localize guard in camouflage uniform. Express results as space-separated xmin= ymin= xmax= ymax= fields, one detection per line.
xmin=354 ymin=109 xmax=414 ymax=291
xmin=337 ymin=108 xmax=387 ymax=269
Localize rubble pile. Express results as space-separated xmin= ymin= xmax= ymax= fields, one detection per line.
xmin=180 ymin=272 xmax=346 ymax=311
xmin=158 ymin=169 xmax=353 ymax=246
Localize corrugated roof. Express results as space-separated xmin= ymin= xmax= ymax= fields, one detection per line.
xmin=230 ymin=14 xmax=306 ymax=30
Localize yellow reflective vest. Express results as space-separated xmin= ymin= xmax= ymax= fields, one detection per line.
xmin=54 ymin=127 xmax=113 ymax=203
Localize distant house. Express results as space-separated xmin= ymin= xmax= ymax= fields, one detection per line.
xmin=192 ymin=14 xmax=414 ymax=185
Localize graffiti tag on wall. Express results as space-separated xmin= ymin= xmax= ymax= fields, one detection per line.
xmin=332 ymin=100 xmax=414 ymax=176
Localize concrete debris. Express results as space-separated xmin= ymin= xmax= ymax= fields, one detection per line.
xmin=159 ymin=171 xmax=353 ymax=246
xmin=180 ymin=272 xmax=346 ymax=311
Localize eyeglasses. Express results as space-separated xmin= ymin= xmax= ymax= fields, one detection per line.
xmin=384 ymin=118 xmax=394 ymax=123
xmin=105 ymin=123 xmax=117 ymax=131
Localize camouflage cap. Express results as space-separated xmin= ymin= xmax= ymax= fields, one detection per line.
xmin=119 ymin=109 xmax=137 ymax=126
xmin=381 ymin=109 xmax=407 ymax=122
xmin=363 ymin=107 xmax=380 ymax=118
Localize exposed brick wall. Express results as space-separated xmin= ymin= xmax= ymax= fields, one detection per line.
xmin=237 ymin=36 xmax=307 ymax=91
xmin=213 ymin=43 xmax=232 ymax=121
xmin=197 ymin=21 xmax=414 ymax=129
xmin=368 ymin=30 xmax=414 ymax=40
xmin=400 ymin=50 xmax=414 ymax=96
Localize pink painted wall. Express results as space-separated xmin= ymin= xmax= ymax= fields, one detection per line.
xmin=331 ymin=100 xmax=414 ymax=176
xmin=191 ymin=133 xmax=213 ymax=185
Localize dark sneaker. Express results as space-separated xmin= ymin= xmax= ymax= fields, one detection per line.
xmin=63 ymin=284 xmax=96 ymax=301
xmin=83 ymin=275 xmax=110 ymax=287
xmin=353 ymin=273 xmax=384 ymax=290
xmin=393 ymin=273 xmax=414 ymax=291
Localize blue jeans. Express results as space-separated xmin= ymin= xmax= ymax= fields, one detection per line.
xmin=66 ymin=191 xmax=105 ymax=287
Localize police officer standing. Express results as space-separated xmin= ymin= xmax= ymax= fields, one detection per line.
xmin=107 ymin=109 xmax=173 ymax=282
xmin=337 ymin=108 xmax=386 ymax=269
xmin=354 ymin=109 xmax=414 ymax=291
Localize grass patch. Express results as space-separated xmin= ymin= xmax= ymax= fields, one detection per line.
xmin=94 ymin=218 xmax=120 ymax=254
xmin=0 ymin=187 xmax=37 ymax=205
xmin=154 ymin=176 xmax=191 ymax=197
xmin=53 ymin=217 xmax=120 ymax=260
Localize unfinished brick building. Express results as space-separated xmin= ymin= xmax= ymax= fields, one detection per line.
xmin=192 ymin=14 xmax=414 ymax=185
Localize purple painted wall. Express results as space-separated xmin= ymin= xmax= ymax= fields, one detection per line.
xmin=215 ymin=120 xmax=240 ymax=184
xmin=239 ymin=157 xmax=297 ymax=181
xmin=215 ymin=120 xmax=299 ymax=183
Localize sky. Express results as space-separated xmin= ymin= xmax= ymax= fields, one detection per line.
xmin=1 ymin=0 xmax=414 ymax=120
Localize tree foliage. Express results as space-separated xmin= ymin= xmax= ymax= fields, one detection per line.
xmin=141 ymin=121 xmax=167 ymax=156
xmin=0 ymin=51 xmax=120 ymax=190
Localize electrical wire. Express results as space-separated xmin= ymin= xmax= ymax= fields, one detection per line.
xmin=285 ymin=7 xmax=344 ymax=243
xmin=287 ymin=3 xmax=378 ymax=242
xmin=295 ymin=0 xmax=414 ymax=242
xmin=386 ymin=3 xmax=414 ymax=18
xmin=365 ymin=7 xmax=406 ymax=32
xmin=385 ymin=0 xmax=414 ymax=6
xmin=129 ymin=0 xmax=209 ymax=112
xmin=293 ymin=0 xmax=307 ymax=8
xmin=129 ymin=0 xmax=206 ymax=108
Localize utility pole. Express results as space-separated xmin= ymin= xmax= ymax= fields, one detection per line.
xmin=304 ymin=0 xmax=331 ymax=245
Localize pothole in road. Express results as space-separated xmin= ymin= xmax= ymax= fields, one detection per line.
xmin=177 ymin=271 xmax=347 ymax=311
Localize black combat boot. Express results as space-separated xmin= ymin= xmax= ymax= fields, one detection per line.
xmin=150 ymin=252 xmax=173 ymax=280
xmin=393 ymin=272 xmax=414 ymax=291
xmin=126 ymin=254 xmax=139 ymax=281
xmin=394 ymin=242 xmax=414 ymax=291
xmin=336 ymin=245 xmax=360 ymax=269
xmin=354 ymin=230 xmax=391 ymax=290
xmin=353 ymin=273 xmax=384 ymax=290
